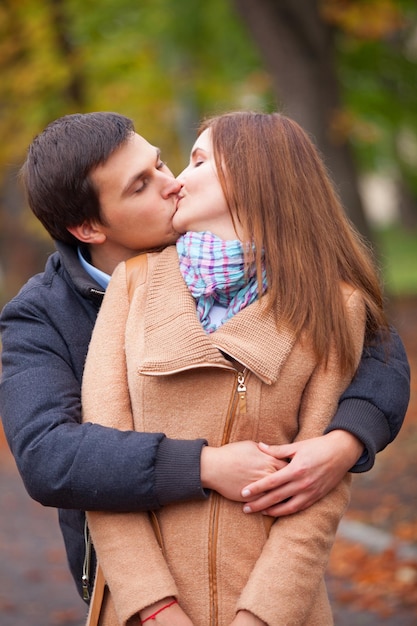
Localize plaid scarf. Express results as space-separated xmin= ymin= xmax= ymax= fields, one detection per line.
xmin=176 ymin=231 xmax=267 ymax=333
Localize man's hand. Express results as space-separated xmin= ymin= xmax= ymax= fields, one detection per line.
xmin=241 ymin=430 xmax=364 ymax=516
xmin=201 ymin=441 xmax=287 ymax=501
xmin=230 ymin=610 xmax=266 ymax=626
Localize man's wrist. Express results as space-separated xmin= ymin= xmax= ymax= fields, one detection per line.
xmin=324 ymin=429 xmax=364 ymax=466
xmin=200 ymin=446 xmax=216 ymax=490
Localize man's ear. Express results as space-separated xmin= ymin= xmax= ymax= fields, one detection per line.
xmin=66 ymin=220 xmax=106 ymax=245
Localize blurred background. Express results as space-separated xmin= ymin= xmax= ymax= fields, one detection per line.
xmin=0 ymin=0 xmax=416 ymax=624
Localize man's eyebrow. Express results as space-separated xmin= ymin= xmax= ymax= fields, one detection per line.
xmin=121 ymin=148 xmax=161 ymax=196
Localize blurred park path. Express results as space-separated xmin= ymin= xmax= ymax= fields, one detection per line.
xmin=0 ymin=295 xmax=416 ymax=625
xmin=328 ymin=295 xmax=417 ymax=625
xmin=0 ymin=423 xmax=86 ymax=626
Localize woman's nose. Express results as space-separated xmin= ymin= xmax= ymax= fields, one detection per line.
xmin=176 ymin=166 xmax=189 ymax=183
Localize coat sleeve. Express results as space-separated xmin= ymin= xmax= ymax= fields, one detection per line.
xmin=82 ymin=262 xmax=178 ymax=625
xmin=236 ymin=288 xmax=366 ymax=625
xmin=327 ymin=325 xmax=410 ymax=471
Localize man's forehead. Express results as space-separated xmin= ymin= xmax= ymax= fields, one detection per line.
xmin=121 ymin=132 xmax=160 ymax=164
xmin=132 ymin=132 xmax=159 ymax=153
xmin=91 ymin=133 xmax=159 ymax=187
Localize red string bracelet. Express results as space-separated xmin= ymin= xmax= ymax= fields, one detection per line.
xmin=141 ymin=599 xmax=178 ymax=623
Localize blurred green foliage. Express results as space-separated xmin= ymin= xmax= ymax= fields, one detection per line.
xmin=0 ymin=0 xmax=271 ymax=176
xmin=376 ymin=225 xmax=417 ymax=295
xmin=0 ymin=0 xmax=416 ymax=297
xmin=2 ymin=0 xmax=415 ymax=183
xmin=334 ymin=0 xmax=417 ymax=203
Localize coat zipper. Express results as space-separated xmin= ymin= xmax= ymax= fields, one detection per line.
xmin=237 ymin=371 xmax=247 ymax=415
xmin=209 ymin=367 xmax=247 ymax=624
xmin=85 ymin=362 xmax=248 ymax=618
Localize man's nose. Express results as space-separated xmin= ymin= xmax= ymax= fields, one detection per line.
xmin=160 ymin=171 xmax=182 ymax=197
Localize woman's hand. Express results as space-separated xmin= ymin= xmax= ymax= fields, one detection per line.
xmin=230 ymin=610 xmax=267 ymax=625
xmin=138 ymin=597 xmax=194 ymax=626
xmin=241 ymin=431 xmax=364 ymax=516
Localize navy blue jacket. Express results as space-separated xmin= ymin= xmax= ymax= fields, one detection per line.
xmin=0 ymin=242 xmax=410 ymax=601
xmin=0 ymin=243 xmax=207 ymax=600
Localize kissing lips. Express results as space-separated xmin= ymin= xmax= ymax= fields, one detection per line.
xmin=175 ymin=194 xmax=184 ymax=211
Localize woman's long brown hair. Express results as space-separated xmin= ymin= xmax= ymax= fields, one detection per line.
xmin=199 ymin=111 xmax=388 ymax=376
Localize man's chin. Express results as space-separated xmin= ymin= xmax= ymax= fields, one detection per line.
xmin=150 ymin=232 xmax=180 ymax=251
xmin=168 ymin=231 xmax=181 ymax=244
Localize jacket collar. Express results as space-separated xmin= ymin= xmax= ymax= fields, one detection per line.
xmin=139 ymin=247 xmax=296 ymax=385
xmin=55 ymin=241 xmax=105 ymax=307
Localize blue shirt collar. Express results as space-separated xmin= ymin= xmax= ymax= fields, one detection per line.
xmin=77 ymin=247 xmax=111 ymax=290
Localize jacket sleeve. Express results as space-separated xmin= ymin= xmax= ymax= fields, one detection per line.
xmin=82 ymin=262 xmax=178 ymax=624
xmin=237 ymin=289 xmax=366 ymax=625
xmin=326 ymin=326 xmax=410 ymax=472
xmin=0 ymin=271 xmax=206 ymax=512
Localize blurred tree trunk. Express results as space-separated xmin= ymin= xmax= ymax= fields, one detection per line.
xmin=49 ymin=0 xmax=85 ymax=106
xmin=394 ymin=133 xmax=417 ymax=231
xmin=396 ymin=180 xmax=417 ymax=230
xmin=233 ymin=0 xmax=372 ymax=241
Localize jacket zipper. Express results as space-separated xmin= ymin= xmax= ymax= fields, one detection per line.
xmin=82 ymin=518 xmax=92 ymax=601
xmin=209 ymin=367 xmax=247 ymax=624
xmin=81 ymin=512 xmax=164 ymax=604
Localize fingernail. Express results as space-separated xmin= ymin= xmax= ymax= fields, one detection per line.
xmin=259 ymin=442 xmax=269 ymax=449
xmin=241 ymin=489 xmax=251 ymax=497
xmin=243 ymin=505 xmax=252 ymax=514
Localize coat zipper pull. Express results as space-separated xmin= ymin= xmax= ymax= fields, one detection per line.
xmin=237 ymin=371 xmax=246 ymax=414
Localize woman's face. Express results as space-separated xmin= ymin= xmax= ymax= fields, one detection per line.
xmin=173 ymin=128 xmax=242 ymax=240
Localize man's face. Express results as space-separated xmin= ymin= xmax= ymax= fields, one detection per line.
xmin=90 ymin=133 xmax=181 ymax=268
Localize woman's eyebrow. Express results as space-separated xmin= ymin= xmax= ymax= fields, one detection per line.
xmin=190 ymin=146 xmax=207 ymax=159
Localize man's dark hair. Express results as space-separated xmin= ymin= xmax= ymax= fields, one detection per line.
xmin=21 ymin=112 xmax=135 ymax=245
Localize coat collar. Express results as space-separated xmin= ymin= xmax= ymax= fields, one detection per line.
xmin=138 ymin=247 xmax=296 ymax=385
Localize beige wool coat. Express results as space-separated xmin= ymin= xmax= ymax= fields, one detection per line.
xmin=82 ymin=246 xmax=366 ymax=626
